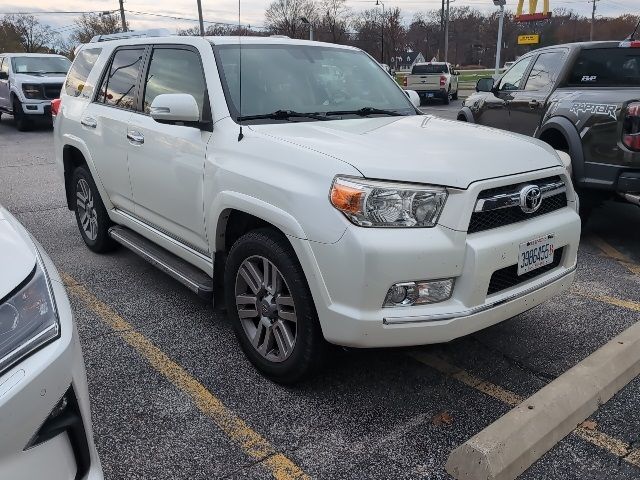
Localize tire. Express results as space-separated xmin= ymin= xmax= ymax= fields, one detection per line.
xmin=72 ymin=166 xmax=117 ymax=253
xmin=443 ymin=89 xmax=450 ymax=105
xmin=13 ymin=98 xmax=31 ymax=131
xmin=452 ymin=89 xmax=458 ymax=100
xmin=225 ymin=228 xmax=326 ymax=383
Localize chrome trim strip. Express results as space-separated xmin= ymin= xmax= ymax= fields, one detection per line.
xmin=474 ymin=181 xmax=566 ymax=213
xmin=382 ymin=263 xmax=577 ymax=325
xmin=113 ymin=209 xmax=211 ymax=261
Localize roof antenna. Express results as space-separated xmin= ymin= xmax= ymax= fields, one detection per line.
xmin=627 ymin=18 xmax=640 ymax=41
xmin=237 ymin=0 xmax=244 ymax=141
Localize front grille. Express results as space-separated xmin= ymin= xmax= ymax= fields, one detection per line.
xmin=469 ymin=176 xmax=567 ymax=234
xmin=487 ymin=247 xmax=564 ymax=296
xmin=43 ymin=84 xmax=63 ymax=100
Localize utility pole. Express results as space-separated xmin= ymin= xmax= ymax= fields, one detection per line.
xmin=590 ymin=0 xmax=598 ymax=41
xmin=494 ymin=0 xmax=506 ymax=78
xmin=444 ymin=0 xmax=450 ymax=62
xmin=376 ymin=0 xmax=385 ymax=63
xmin=119 ymin=0 xmax=127 ymax=32
xmin=440 ymin=0 xmax=445 ymax=59
xmin=197 ymin=0 xmax=205 ymax=36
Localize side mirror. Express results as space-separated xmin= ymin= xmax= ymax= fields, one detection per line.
xmin=476 ymin=77 xmax=495 ymax=93
xmin=405 ymin=89 xmax=421 ymax=108
xmin=0 ymin=71 xmax=7 ymax=80
xmin=150 ymin=93 xmax=200 ymax=124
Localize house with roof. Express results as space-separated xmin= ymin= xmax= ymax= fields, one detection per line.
xmin=395 ymin=51 xmax=426 ymax=72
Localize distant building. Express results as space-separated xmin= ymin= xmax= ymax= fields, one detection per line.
xmin=395 ymin=51 xmax=426 ymax=72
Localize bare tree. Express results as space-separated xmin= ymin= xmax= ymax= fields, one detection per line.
xmin=1 ymin=15 xmax=58 ymax=53
xmin=318 ymin=0 xmax=350 ymax=43
xmin=265 ymin=0 xmax=318 ymax=39
xmin=70 ymin=13 xmax=126 ymax=45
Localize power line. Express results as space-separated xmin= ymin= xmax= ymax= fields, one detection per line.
xmin=124 ymin=9 xmax=266 ymax=29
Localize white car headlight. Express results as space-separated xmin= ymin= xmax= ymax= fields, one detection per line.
xmin=0 ymin=250 xmax=60 ymax=375
xmin=330 ymin=176 xmax=447 ymax=227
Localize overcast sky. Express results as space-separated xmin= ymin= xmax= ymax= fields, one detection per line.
xmin=0 ymin=0 xmax=636 ymax=36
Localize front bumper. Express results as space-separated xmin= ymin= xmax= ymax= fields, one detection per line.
xmin=19 ymin=100 xmax=52 ymax=117
xmin=294 ymin=170 xmax=581 ymax=348
xmin=0 ymin=248 xmax=102 ymax=480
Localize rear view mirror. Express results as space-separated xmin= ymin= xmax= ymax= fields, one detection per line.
xmin=405 ymin=90 xmax=421 ymax=108
xmin=150 ymin=93 xmax=200 ymax=124
xmin=476 ymin=78 xmax=494 ymax=93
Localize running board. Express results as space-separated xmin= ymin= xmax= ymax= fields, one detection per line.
xmin=620 ymin=192 xmax=640 ymax=207
xmin=108 ymin=225 xmax=213 ymax=300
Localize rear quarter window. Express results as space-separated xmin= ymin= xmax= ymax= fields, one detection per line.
xmin=568 ymin=48 xmax=640 ymax=87
xmin=65 ymin=48 xmax=102 ymax=98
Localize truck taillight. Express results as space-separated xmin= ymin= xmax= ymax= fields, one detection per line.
xmin=403 ymin=76 xmax=407 ymax=87
xmin=51 ymin=98 xmax=61 ymax=117
xmin=440 ymin=75 xmax=446 ymax=87
xmin=623 ymin=102 xmax=640 ymax=151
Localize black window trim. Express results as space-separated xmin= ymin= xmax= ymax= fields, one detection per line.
xmin=522 ymin=48 xmax=568 ymax=93
xmin=135 ymin=43 xmax=212 ymax=131
xmin=92 ymin=44 xmax=151 ymax=113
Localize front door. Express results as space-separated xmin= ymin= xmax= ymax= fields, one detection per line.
xmin=81 ymin=46 xmax=147 ymax=214
xmin=509 ymin=51 xmax=567 ymax=136
xmin=127 ymin=45 xmax=210 ymax=254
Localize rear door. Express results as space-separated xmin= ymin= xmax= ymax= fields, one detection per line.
xmin=509 ymin=50 xmax=566 ymax=135
xmin=477 ymin=56 xmax=534 ymax=130
xmin=127 ymin=44 xmax=210 ymax=254
xmin=0 ymin=58 xmax=9 ymax=109
xmin=81 ymin=46 xmax=148 ymax=214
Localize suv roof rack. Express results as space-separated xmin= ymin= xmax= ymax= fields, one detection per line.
xmin=89 ymin=28 xmax=172 ymax=43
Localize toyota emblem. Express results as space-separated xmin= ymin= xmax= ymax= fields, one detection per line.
xmin=519 ymin=185 xmax=542 ymax=213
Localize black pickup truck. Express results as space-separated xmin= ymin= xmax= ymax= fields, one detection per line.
xmin=458 ymin=41 xmax=640 ymax=222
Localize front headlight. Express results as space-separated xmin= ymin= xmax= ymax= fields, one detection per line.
xmin=22 ymin=84 xmax=43 ymax=99
xmin=330 ymin=176 xmax=447 ymax=227
xmin=0 ymin=250 xmax=60 ymax=375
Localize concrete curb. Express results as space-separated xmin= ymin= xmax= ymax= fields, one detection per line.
xmin=445 ymin=319 xmax=640 ymax=480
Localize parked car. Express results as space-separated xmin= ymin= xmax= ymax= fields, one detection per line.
xmin=458 ymin=41 xmax=640 ymax=222
xmin=0 ymin=206 xmax=103 ymax=479
xmin=403 ymin=61 xmax=459 ymax=104
xmin=54 ymin=32 xmax=580 ymax=383
xmin=0 ymin=53 xmax=71 ymax=130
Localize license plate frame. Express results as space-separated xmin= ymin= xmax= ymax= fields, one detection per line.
xmin=517 ymin=234 xmax=555 ymax=276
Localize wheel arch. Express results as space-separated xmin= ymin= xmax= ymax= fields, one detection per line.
xmin=457 ymin=106 xmax=474 ymax=123
xmin=536 ymin=116 xmax=585 ymax=185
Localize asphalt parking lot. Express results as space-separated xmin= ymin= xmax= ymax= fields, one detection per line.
xmin=2 ymin=112 xmax=640 ymax=479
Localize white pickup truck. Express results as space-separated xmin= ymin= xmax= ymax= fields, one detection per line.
xmin=403 ymin=62 xmax=459 ymax=105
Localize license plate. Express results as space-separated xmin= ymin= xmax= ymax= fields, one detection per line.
xmin=517 ymin=234 xmax=555 ymax=276
xmin=427 ymin=93 xmax=434 ymax=98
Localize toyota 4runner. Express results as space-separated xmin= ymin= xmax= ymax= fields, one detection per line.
xmin=54 ymin=33 xmax=581 ymax=383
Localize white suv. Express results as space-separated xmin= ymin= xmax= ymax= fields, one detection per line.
xmin=0 ymin=53 xmax=71 ymax=130
xmin=54 ymin=33 xmax=581 ymax=383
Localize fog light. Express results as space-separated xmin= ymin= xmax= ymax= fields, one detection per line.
xmin=384 ymin=279 xmax=454 ymax=307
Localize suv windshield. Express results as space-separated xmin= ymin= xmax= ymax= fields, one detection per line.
xmin=412 ymin=64 xmax=448 ymax=74
xmin=213 ymin=44 xmax=415 ymax=122
xmin=567 ymin=47 xmax=640 ymax=87
xmin=11 ymin=56 xmax=71 ymax=75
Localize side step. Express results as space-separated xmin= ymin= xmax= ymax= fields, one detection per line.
xmin=620 ymin=192 xmax=640 ymax=207
xmin=108 ymin=225 xmax=213 ymax=300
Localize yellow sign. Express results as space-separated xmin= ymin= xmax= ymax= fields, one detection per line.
xmin=516 ymin=0 xmax=551 ymax=21
xmin=518 ymin=34 xmax=540 ymax=45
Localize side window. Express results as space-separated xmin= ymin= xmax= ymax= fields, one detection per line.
xmin=498 ymin=57 xmax=533 ymax=91
xmin=142 ymin=48 xmax=206 ymax=117
xmin=525 ymin=52 xmax=565 ymax=91
xmin=96 ymin=48 xmax=145 ymax=110
xmin=65 ymin=48 xmax=102 ymax=98
xmin=0 ymin=58 xmax=8 ymax=75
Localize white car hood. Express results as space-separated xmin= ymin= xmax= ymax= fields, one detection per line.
xmin=0 ymin=209 xmax=36 ymax=301
xmin=250 ymin=115 xmax=561 ymax=189
xmin=13 ymin=73 xmax=65 ymax=84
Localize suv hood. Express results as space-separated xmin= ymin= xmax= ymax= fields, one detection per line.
xmin=250 ymin=115 xmax=561 ymax=189
xmin=13 ymin=73 xmax=65 ymax=83
xmin=0 ymin=209 xmax=36 ymax=301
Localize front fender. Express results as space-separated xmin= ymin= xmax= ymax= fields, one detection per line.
xmin=536 ymin=116 xmax=585 ymax=186
xmin=457 ymin=106 xmax=475 ymax=123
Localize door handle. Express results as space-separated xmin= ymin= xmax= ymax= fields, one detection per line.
xmin=81 ymin=116 xmax=97 ymax=128
xmin=528 ymin=100 xmax=540 ymax=109
xmin=127 ymin=130 xmax=144 ymax=145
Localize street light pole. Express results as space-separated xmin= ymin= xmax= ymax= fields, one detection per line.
xmin=444 ymin=0 xmax=450 ymax=62
xmin=196 ymin=0 xmax=205 ymax=36
xmin=300 ymin=17 xmax=313 ymax=41
xmin=493 ymin=0 xmax=506 ymax=77
xmin=376 ymin=0 xmax=385 ymax=64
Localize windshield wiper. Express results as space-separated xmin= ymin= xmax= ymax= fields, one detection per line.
xmin=325 ymin=107 xmax=404 ymax=117
xmin=237 ymin=110 xmax=328 ymax=122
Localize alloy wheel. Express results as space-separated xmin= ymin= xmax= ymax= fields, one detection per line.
xmin=235 ymin=255 xmax=297 ymax=363
xmin=76 ymin=178 xmax=98 ymax=241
